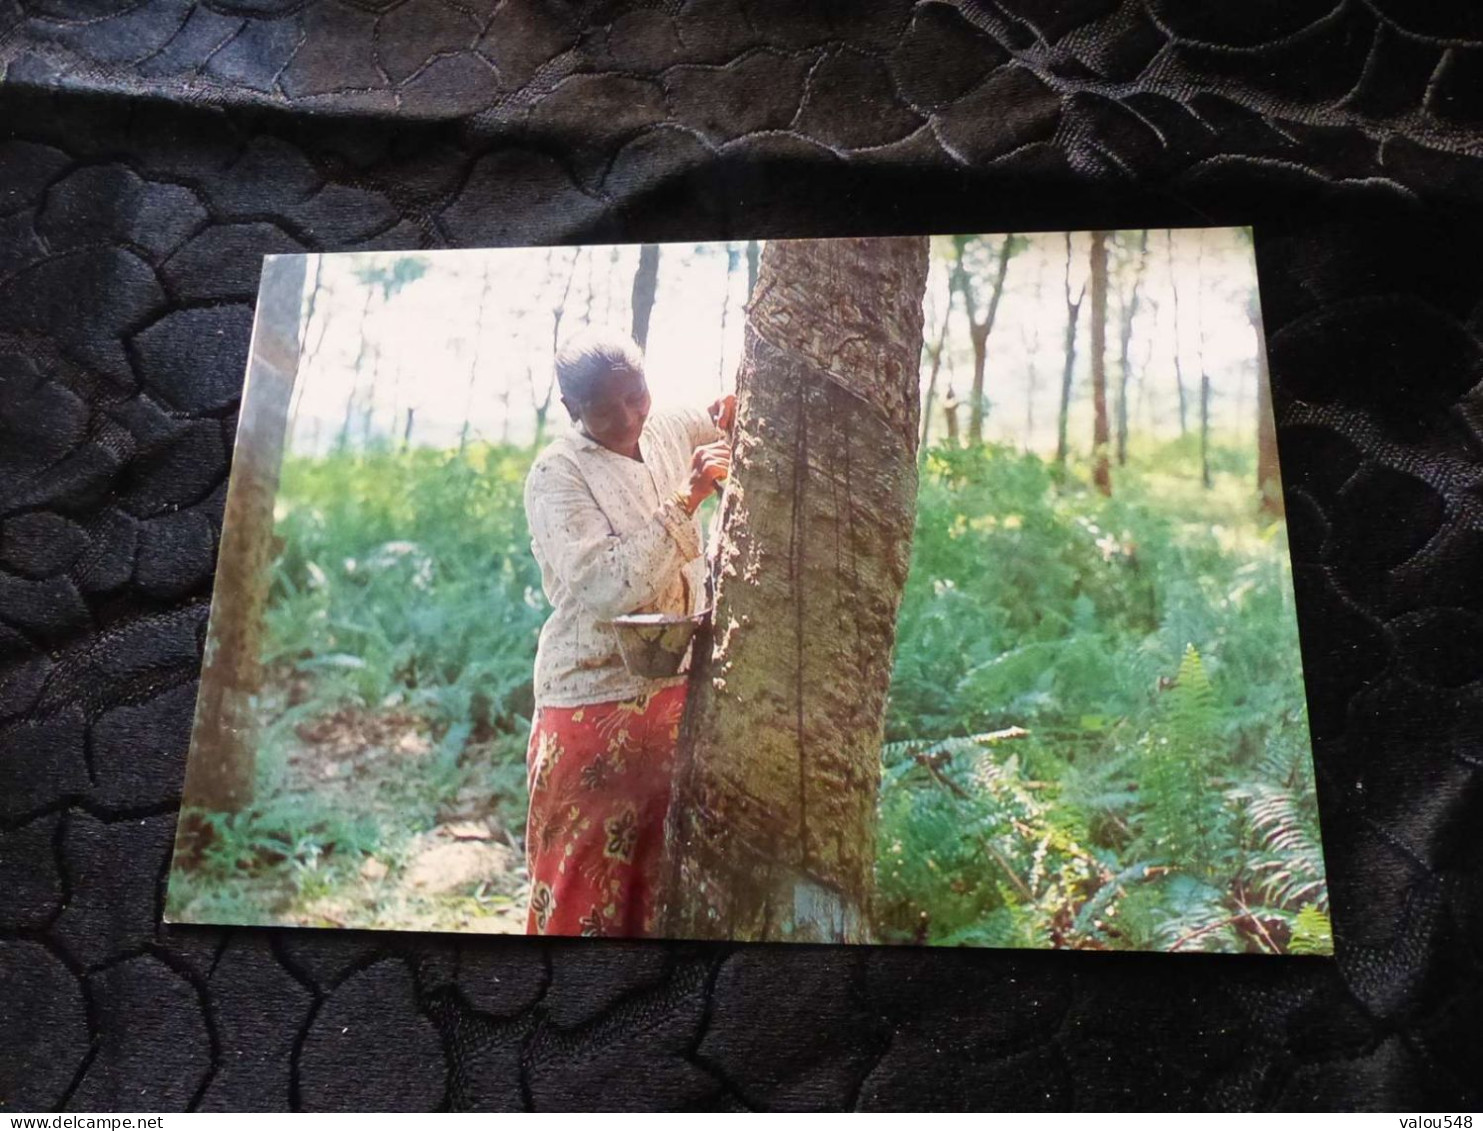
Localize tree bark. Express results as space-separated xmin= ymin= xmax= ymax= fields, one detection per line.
xmin=1089 ymin=231 xmax=1112 ymax=495
xmin=181 ymin=254 xmax=308 ymax=814
xmin=663 ymin=236 xmax=930 ymax=943
xmin=631 ymin=243 xmax=660 ymax=348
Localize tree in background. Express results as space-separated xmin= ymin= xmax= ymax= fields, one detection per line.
xmin=458 ymin=261 xmax=493 ymax=454
xmin=664 ymin=235 xmax=930 ymax=943
xmin=1167 ymin=229 xmax=1190 ymax=436
xmin=1089 ymin=230 xmax=1112 ymax=495
xmin=918 ymin=258 xmax=954 ymax=461
xmin=1195 ymin=231 xmax=1212 ymax=489
xmin=1056 ymin=232 xmax=1086 ymax=466
xmin=1115 ymin=230 xmax=1149 ymax=467
xmin=631 ymin=243 xmax=660 ymax=348
xmin=951 ymin=233 xmax=1018 ymax=446
xmin=531 ymin=247 xmax=580 ymax=449
xmin=337 ymin=256 xmax=429 ymax=451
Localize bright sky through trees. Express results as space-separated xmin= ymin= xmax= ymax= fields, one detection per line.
xmin=285 ymin=228 xmax=1261 ymax=459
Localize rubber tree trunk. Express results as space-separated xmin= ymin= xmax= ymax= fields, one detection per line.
xmin=631 ymin=243 xmax=660 ymax=348
xmin=1089 ymin=231 xmax=1112 ymax=495
xmin=181 ymin=254 xmax=308 ymax=814
xmin=663 ymin=236 xmax=930 ymax=943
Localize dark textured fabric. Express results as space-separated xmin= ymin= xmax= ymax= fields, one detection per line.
xmin=1 ymin=0 xmax=1481 ymax=1112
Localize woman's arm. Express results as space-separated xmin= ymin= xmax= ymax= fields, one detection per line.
xmin=525 ymin=456 xmax=701 ymax=621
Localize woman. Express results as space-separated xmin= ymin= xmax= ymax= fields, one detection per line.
xmin=521 ymin=327 xmax=734 ymax=937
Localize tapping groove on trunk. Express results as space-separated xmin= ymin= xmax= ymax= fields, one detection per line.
xmin=663 ymin=236 xmax=930 ymax=943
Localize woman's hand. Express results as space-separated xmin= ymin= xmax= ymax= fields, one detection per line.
xmin=708 ymin=393 xmax=737 ymax=434
xmin=684 ymin=439 xmax=732 ymax=513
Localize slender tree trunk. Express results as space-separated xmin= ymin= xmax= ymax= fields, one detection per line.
xmin=1251 ymin=294 xmax=1282 ymax=516
xmin=1023 ymin=337 xmax=1037 ymax=452
xmin=582 ymin=246 xmax=596 ymax=324
xmin=1200 ymin=375 xmax=1212 ymax=488
xmin=664 ymin=236 xmax=930 ymax=943
xmin=968 ymin=240 xmax=1011 ymax=446
xmin=534 ymin=253 xmax=577 ymax=451
xmin=1116 ymin=230 xmax=1148 ymax=467
xmin=1196 ymin=233 xmax=1211 ymax=489
xmin=919 ymin=285 xmax=954 ymax=462
xmin=461 ymin=264 xmax=493 ymax=454
xmin=1056 ymin=233 xmax=1084 ymax=467
xmin=1089 ymin=232 xmax=1112 ymax=495
xmin=605 ymin=245 xmax=620 ymax=325
xmin=1023 ymin=266 xmax=1045 ymax=453
xmin=180 ymin=254 xmax=308 ymax=817
xmin=967 ymin=324 xmax=989 ymax=444
xmin=339 ymin=285 xmax=376 ymax=450
xmin=402 ymin=407 xmax=415 ymax=450
xmin=631 ymin=243 xmax=660 ymax=348
xmin=1168 ymin=229 xmax=1189 ymax=436
xmin=745 ymin=239 xmax=760 ymax=300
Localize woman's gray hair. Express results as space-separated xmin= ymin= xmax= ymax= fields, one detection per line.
xmin=555 ymin=327 xmax=645 ymax=416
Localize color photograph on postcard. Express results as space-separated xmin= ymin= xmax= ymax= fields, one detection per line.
xmin=165 ymin=230 xmax=1331 ymax=954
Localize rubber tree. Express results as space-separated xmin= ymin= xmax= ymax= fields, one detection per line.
xmin=1056 ymin=232 xmax=1086 ymax=467
xmin=180 ymin=253 xmax=309 ymax=816
xmin=1089 ymin=230 xmax=1112 ymax=495
xmin=631 ymin=242 xmax=660 ymax=348
xmin=951 ymin=233 xmax=1015 ymax=447
xmin=663 ymin=236 xmax=930 ymax=943
xmin=1115 ymin=230 xmax=1149 ymax=467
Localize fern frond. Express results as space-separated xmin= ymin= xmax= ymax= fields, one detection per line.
xmin=1288 ymin=903 xmax=1333 ymax=955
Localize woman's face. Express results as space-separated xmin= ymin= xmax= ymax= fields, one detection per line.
xmin=573 ymin=367 xmax=652 ymax=453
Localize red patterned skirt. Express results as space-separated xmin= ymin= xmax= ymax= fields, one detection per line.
xmin=523 ymin=684 xmax=687 ymax=938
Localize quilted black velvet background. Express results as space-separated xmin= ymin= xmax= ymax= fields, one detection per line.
xmin=2 ymin=0 xmax=1481 ymax=1112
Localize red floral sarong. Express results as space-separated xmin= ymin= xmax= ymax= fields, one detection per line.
xmin=523 ymin=684 xmax=686 ymax=937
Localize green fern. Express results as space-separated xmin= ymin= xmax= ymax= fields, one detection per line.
xmin=1135 ymin=645 xmax=1226 ymax=878
xmin=1288 ymin=903 xmax=1333 ymax=955
xmin=1230 ymin=731 xmax=1329 ymax=916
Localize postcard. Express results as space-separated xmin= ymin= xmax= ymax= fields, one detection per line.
xmin=165 ymin=229 xmax=1331 ymax=954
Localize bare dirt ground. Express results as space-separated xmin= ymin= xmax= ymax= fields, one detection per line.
xmin=182 ymin=699 xmax=533 ymax=935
